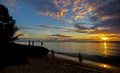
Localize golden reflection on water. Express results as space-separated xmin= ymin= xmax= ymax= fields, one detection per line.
xmin=99 ymin=64 xmax=111 ymax=68
xmin=99 ymin=41 xmax=110 ymax=56
xmin=104 ymin=42 xmax=107 ymax=55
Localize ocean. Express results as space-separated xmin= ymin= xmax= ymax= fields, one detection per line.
xmin=17 ymin=41 xmax=120 ymax=67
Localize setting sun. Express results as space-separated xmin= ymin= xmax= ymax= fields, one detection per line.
xmin=102 ymin=37 xmax=109 ymax=41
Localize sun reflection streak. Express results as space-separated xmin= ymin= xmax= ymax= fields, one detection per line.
xmin=103 ymin=42 xmax=107 ymax=55
xmin=99 ymin=64 xmax=111 ymax=68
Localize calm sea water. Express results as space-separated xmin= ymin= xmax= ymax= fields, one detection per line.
xmin=17 ymin=41 xmax=120 ymax=68
xmin=17 ymin=41 xmax=120 ymax=57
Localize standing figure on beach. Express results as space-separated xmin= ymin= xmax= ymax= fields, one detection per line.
xmin=32 ymin=40 xmax=34 ymax=46
xmin=79 ymin=52 xmax=82 ymax=64
xmin=28 ymin=40 xmax=31 ymax=46
xmin=51 ymin=49 xmax=55 ymax=59
xmin=41 ymin=41 xmax=43 ymax=47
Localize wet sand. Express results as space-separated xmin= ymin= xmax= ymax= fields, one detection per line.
xmin=0 ymin=54 xmax=119 ymax=73
xmin=55 ymin=53 xmax=120 ymax=70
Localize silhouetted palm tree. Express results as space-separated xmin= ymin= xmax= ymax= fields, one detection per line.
xmin=0 ymin=4 xmax=20 ymax=44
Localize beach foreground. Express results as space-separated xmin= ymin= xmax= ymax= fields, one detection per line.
xmin=0 ymin=54 xmax=119 ymax=73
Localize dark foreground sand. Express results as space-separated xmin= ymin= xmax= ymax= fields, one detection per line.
xmin=0 ymin=54 xmax=119 ymax=73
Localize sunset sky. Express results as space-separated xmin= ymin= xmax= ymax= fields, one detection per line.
xmin=0 ymin=0 xmax=120 ymax=41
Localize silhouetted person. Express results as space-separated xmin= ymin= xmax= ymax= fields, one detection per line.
xmin=78 ymin=52 xmax=82 ymax=64
xmin=32 ymin=40 xmax=34 ymax=46
xmin=51 ymin=49 xmax=55 ymax=59
xmin=41 ymin=41 xmax=43 ymax=47
xmin=28 ymin=40 xmax=31 ymax=46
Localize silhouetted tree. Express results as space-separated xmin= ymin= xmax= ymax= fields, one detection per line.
xmin=0 ymin=4 xmax=19 ymax=44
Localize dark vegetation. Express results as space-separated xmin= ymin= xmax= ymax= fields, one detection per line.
xmin=0 ymin=4 xmax=19 ymax=44
xmin=0 ymin=4 xmax=49 ymax=67
xmin=0 ymin=43 xmax=49 ymax=67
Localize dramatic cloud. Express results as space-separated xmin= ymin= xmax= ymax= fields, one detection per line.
xmin=1 ymin=0 xmax=119 ymax=20
xmin=1 ymin=0 xmax=120 ymax=34
xmin=94 ymin=0 xmax=120 ymax=20
xmin=20 ymin=0 xmax=70 ymax=19
xmin=91 ymin=19 xmax=120 ymax=34
xmin=71 ymin=0 xmax=120 ymax=34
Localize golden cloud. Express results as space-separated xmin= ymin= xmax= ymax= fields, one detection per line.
xmin=58 ymin=9 xmax=68 ymax=18
xmin=74 ymin=15 xmax=85 ymax=20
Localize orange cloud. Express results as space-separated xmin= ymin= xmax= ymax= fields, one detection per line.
xmin=100 ymin=14 xmax=120 ymax=21
xmin=72 ymin=0 xmax=82 ymax=11
xmin=58 ymin=9 xmax=68 ymax=18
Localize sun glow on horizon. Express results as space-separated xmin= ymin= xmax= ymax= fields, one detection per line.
xmin=101 ymin=37 xmax=109 ymax=41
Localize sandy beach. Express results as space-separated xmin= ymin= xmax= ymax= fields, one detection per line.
xmin=0 ymin=54 xmax=119 ymax=73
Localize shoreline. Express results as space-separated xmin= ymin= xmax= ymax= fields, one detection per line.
xmin=55 ymin=51 xmax=120 ymax=67
xmin=0 ymin=54 xmax=119 ymax=73
xmin=16 ymin=42 xmax=120 ymax=67
xmin=54 ymin=53 xmax=120 ymax=70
